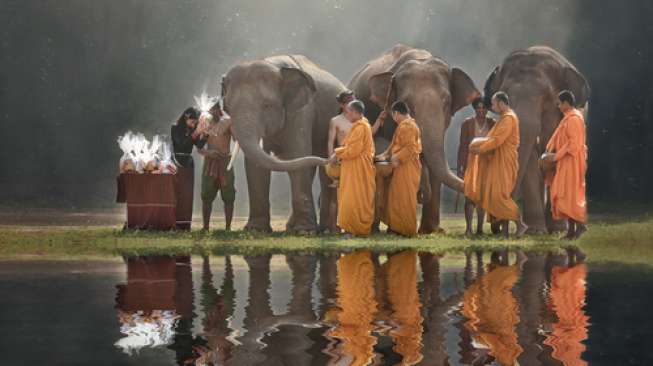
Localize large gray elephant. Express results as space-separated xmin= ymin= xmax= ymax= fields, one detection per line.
xmin=222 ymin=55 xmax=346 ymax=233
xmin=484 ymin=46 xmax=590 ymax=233
xmin=348 ymin=44 xmax=479 ymax=233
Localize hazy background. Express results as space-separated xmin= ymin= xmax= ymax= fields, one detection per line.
xmin=1 ymin=0 xmax=651 ymax=214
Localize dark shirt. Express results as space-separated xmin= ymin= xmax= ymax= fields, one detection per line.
xmin=171 ymin=124 xmax=206 ymax=168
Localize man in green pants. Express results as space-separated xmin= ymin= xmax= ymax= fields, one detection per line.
xmin=198 ymin=100 xmax=236 ymax=231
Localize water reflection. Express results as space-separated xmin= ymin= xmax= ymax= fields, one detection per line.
xmin=112 ymin=249 xmax=589 ymax=365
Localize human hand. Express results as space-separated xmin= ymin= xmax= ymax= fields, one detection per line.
xmin=470 ymin=145 xmax=481 ymax=154
xmin=328 ymin=153 xmax=338 ymax=164
xmin=390 ymin=155 xmax=400 ymax=167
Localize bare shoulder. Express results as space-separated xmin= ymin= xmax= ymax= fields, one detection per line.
xmin=461 ymin=117 xmax=475 ymax=128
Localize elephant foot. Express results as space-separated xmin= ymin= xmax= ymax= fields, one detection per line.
xmin=525 ymin=226 xmax=547 ymax=235
xmin=286 ymin=221 xmax=318 ymax=235
xmin=244 ymin=221 xmax=273 ymax=233
xmin=418 ymin=226 xmax=445 ymax=235
xmin=320 ymin=226 xmax=341 ymax=235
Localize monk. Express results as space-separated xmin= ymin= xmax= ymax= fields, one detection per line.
xmin=544 ymin=253 xmax=589 ymax=366
xmin=326 ymin=250 xmax=378 ymax=366
xmin=324 ymin=90 xmax=383 ymax=232
xmin=383 ymin=251 xmax=423 ymax=365
xmin=329 ymin=100 xmax=376 ymax=237
xmin=377 ymin=101 xmax=422 ymax=237
xmin=458 ymin=96 xmax=495 ymax=236
xmin=464 ymin=91 xmax=528 ymax=237
xmin=462 ymin=251 xmax=527 ymax=366
xmin=543 ymin=90 xmax=588 ymax=239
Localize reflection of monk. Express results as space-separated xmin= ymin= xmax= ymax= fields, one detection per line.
xmin=327 ymin=251 xmax=378 ymax=366
xmin=462 ymin=260 xmax=523 ymax=365
xmin=383 ymin=251 xmax=423 ymax=365
xmin=544 ymin=263 xmax=589 ymax=366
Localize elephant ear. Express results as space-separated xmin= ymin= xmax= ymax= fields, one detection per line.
xmin=484 ymin=66 xmax=501 ymax=101
xmin=368 ymin=71 xmax=395 ymax=110
xmin=281 ymin=67 xmax=317 ymax=111
xmin=450 ymin=67 xmax=480 ymax=115
xmin=563 ymin=67 xmax=591 ymax=106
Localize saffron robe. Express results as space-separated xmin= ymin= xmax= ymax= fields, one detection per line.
xmin=464 ymin=110 xmax=520 ymax=221
xmin=336 ymin=118 xmax=376 ymax=235
xmin=382 ymin=118 xmax=422 ymax=236
xmin=546 ymin=108 xmax=588 ymax=223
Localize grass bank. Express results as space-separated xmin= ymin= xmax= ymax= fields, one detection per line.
xmin=1 ymin=216 xmax=651 ymax=265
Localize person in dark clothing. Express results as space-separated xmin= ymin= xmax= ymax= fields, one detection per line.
xmin=171 ymin=107 xmax=206 ymax=230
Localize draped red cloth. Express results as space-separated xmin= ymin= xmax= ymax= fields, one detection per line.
xmin=116 ymin=173 xmax=179 ymax=230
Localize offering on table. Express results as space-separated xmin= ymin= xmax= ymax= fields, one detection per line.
xmin=117 ymin=132 xmax=178 ymax=174
xmin=118 ymin=131 xmax=138 ymax=173
xmin=158 ymin=142 xmax=177 ymax=174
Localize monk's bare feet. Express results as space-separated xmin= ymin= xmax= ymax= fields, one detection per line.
xmin=572 ymin=224 xmax=587 ymax=240
xmin=515 ymin=221 xmax=528 ymax=238
xmin=341 ymin=232 xmax=353 ymax=240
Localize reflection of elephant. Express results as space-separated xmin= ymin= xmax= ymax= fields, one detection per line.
xmin=222 ymin=55 xmax=346 ymax=233
xmin=484 ymin=46 xmax=590 ymax=233
xmin=348 ymin=44 xmax=479 ymax=233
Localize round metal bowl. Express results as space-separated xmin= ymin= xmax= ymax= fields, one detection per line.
xmin=539 ymin=153 xmax=557 ymax=172
xmin=375 ymin=161 xmax=393 ymax=178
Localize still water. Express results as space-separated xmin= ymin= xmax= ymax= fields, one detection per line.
xmin=0 ymin=250 xmax=651 ymax=365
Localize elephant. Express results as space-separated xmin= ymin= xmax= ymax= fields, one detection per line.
xmin=221 ymin=55 xmax=347 ymax=233
xmin=484 ymin=46 xmax=590 ymax=233
xmin=348 ymin=44 xmax=480 ymax=233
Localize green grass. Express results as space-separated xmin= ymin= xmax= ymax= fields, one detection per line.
xmin=1 ymin=216 xmax=652 ymax=265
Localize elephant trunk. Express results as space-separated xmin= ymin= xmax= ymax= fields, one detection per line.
xmin=419 ymin=110 xmax=464 ymax=192
xmin=232 ymin=120 xmax=326 ymax=171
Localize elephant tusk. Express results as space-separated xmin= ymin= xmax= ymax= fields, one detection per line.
xmin=227 ymin=141 xmax=240 ymax=171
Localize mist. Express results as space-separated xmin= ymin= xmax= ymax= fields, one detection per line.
xmin=1 ymin=0 xmax=651 ymax=212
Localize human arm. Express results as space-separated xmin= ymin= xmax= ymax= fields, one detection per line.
xmin=389 ymin=125 xmax=421 ymax=166
xmin=457 ymin=121 xmax=469 ymax=176
xmin=335 ymin=124 xmax=370 ymax=161
xmin=554 ymin=116 xmax=584 ymax=161
xmin=371 ymin=110 xmax=386 ymax=136
xmin=475 ymin=116 xmax=514 ymax=154
xmin=327 ymin=118 xmax=337 ymax=157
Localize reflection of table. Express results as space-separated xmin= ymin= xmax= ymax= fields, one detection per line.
xmin=116 ymin=174 xmax=177 ymax=230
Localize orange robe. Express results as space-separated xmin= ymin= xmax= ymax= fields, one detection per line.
xmin=382 ymin=118 xmax=422 ymax=236
xmin=544 ymin=264 xmax=589 ymax=366
xmin=546 ymin=109 xmax=588 ymax=223
xmin=464 ymin=110 xmax=520 ymax=221
xmin=384 ymin=251 xmax=423 ymax=365
xmin=328 ymin=251 xmax=378 ymax=366
xmin=335 ymin=118 xmax=376 ymax=235
xmin=462 ymin=265 xmax=522 ymax=366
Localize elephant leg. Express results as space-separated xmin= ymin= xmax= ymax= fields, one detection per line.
xmin=286 ymin=167 xmax=318 ymax=233
xmin=244 ymin=157 xmax=272 ymax=232
xmin=521 ymin=150 xmax=547 ymax=234
xmin=317 ymin=166 xmax=338 ymax=233
xmin=419 ymin=174 xmax=443 ymax=234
